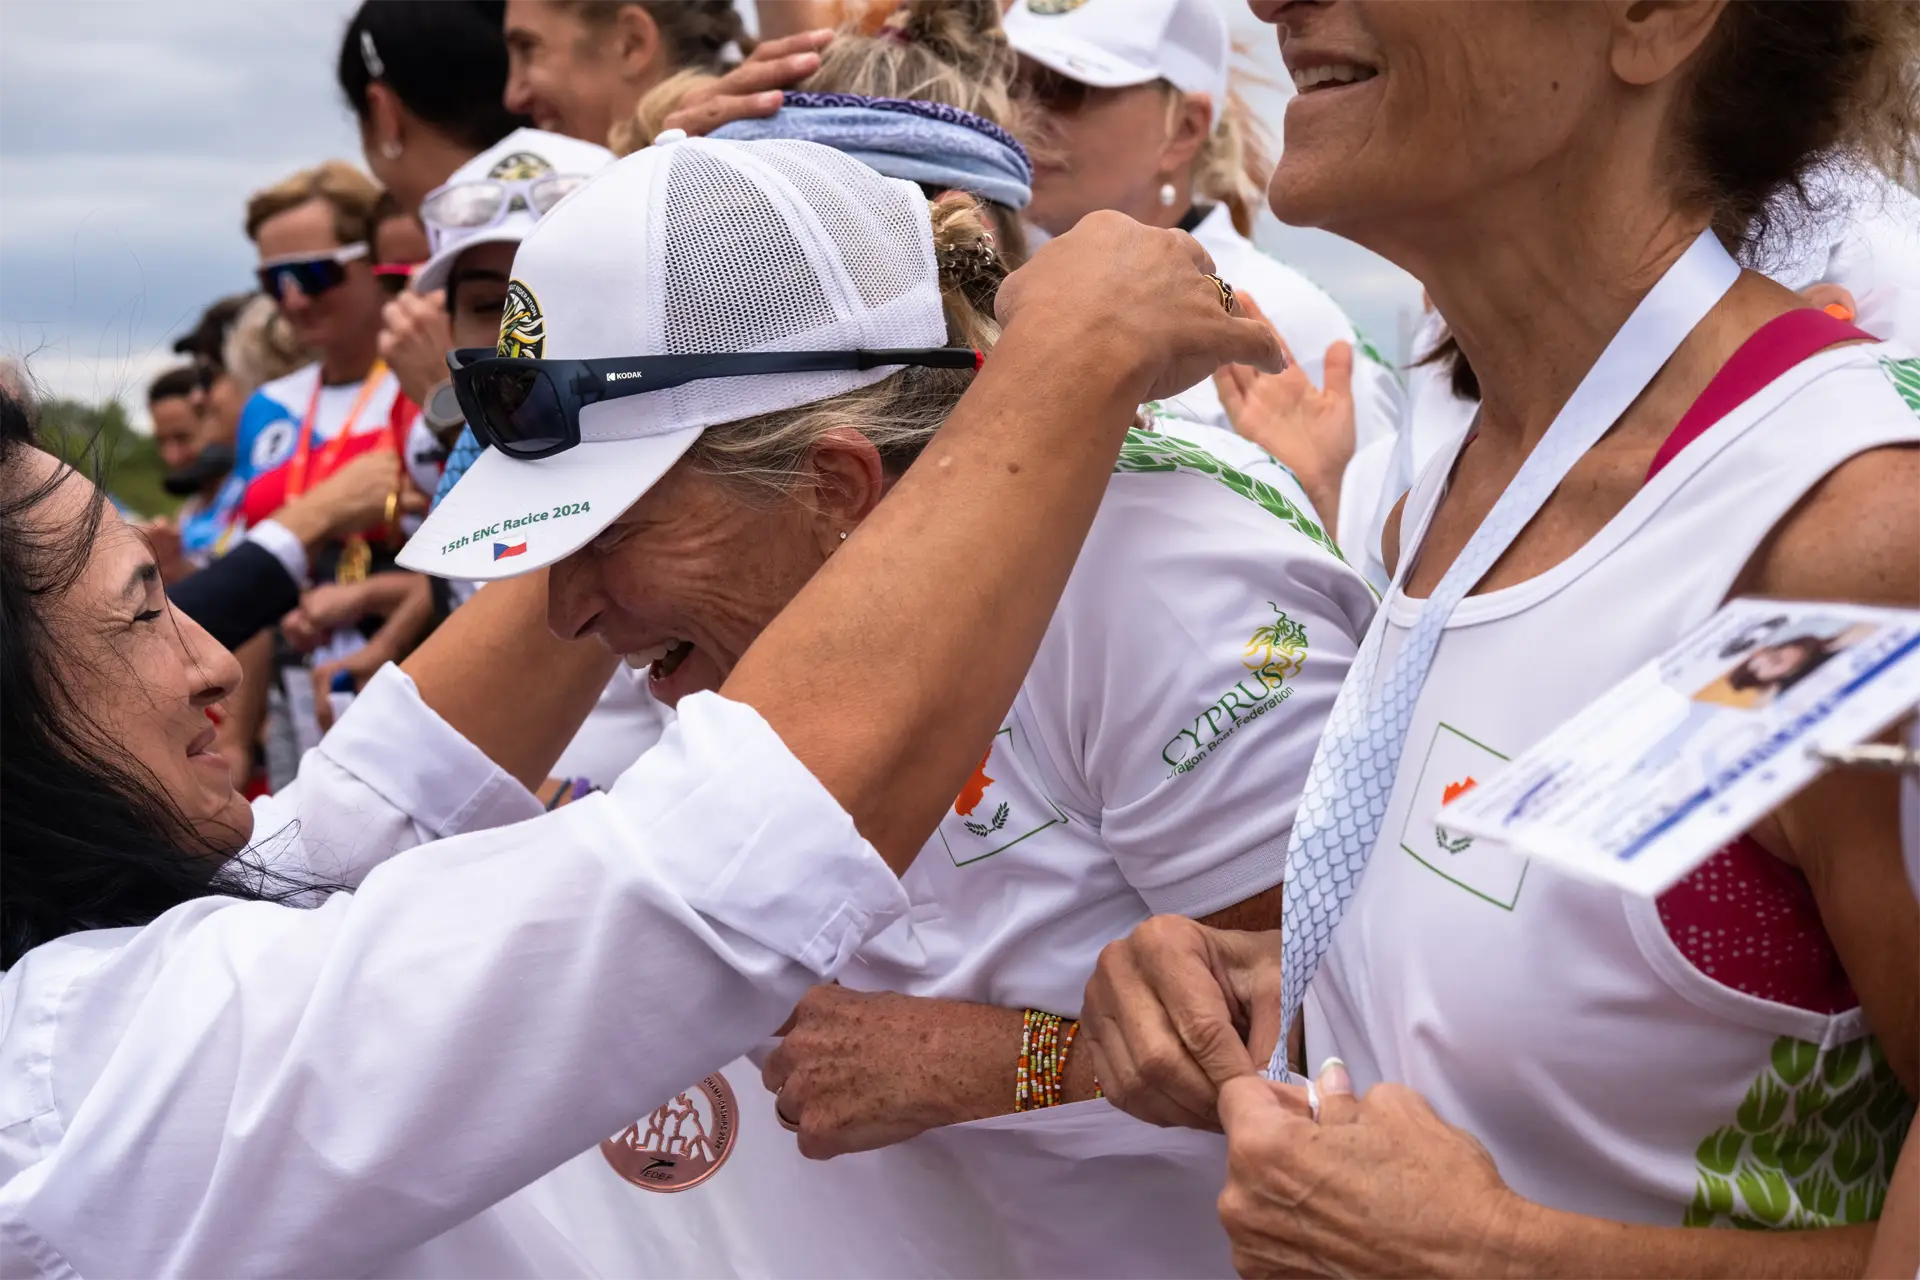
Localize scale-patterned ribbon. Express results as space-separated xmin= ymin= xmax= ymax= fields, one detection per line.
xmin=1265 ymin=231 xmax=1743 ymax=1080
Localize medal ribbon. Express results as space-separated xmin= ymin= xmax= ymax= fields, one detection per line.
xmin=1266 ymin=230 xmax=1743 ymax=1080
xmin=286 ymin=360 xmax=392 ymax=498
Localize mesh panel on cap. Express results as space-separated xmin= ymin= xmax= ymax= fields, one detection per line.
xmin=749 ymin=145 xmax=934 ymax=313
xmin=661 ymin=147 xmax=840 ymax=353
xmin=566 ymin=137 xmax=949 ymax=445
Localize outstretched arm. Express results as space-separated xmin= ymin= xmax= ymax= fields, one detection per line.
xmin=1 ymin=214 xmax=1281 ymax=1280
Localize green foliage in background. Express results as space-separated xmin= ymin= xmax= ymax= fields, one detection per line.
xmin=33 ymin=398 xmax=181 ymax=520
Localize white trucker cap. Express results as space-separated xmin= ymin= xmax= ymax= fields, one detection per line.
xmin=396 ymin=134 xmax=947 ymax=582
xmin=1004 ymin=0 xmax=1231 ymax=126
xmin=411 ymin=128 xmax=616 ymax=295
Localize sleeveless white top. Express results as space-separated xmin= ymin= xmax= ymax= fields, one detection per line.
xmin=1307 ymin=341 xmax=1919 ymax=1229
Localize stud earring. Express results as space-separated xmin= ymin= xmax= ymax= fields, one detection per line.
xmin=838 ymin=530 xmax=849 ymax=541
xmin=381 ymin=140 xmax=404 ymax=161
xmin=1159 ymin=181 xmax=1177 ymax=208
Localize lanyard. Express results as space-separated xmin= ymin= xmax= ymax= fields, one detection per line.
xmin=1266 ymin=230 xmax=1743 ymax=1080
xmin=286 ymin=361 xmax=390 ymax=499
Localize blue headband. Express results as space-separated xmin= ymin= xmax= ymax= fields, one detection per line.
xmin=712 ymin=92 xmax=1034 ymax=211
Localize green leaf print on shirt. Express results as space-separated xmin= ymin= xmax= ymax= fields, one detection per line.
xmin=1685 ymin=1035 xmax=1913 ymax=1230
xmin=1881 ymin=357 xmax=1920 ymax=416
xmin=1114 ymin=422 xmax=1345 ymax=561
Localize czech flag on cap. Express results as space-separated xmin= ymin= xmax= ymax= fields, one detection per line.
xmin=493 ymin=541 xmax=528 ymax=561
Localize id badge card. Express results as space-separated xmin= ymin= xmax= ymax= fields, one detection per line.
xmin=1439 ymin=598 xmax=1920 ymax=896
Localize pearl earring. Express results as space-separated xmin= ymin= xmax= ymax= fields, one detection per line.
xmin=1159 ymin=182 xmax=1177 ymax=208
xmin=838 ymin=530 xmax=849 ymax=541
xmin=381 ymin=140 xmax=404 ymax=161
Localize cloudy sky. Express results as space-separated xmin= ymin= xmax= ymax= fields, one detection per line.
xmin=0 ymin=0 xmax=1421 ymax=429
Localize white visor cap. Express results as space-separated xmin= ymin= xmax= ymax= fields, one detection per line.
xmin=411 ymin=128 xmax=617 ymax=295
xmin=397 ymin=134 xmax=947 ymax=583
xmin=1005 ymin=0 xmax=1231 ymax=127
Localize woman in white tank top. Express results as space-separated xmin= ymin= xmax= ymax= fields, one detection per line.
xmin=1079 ymin=3 xmax=1918 ymax=1275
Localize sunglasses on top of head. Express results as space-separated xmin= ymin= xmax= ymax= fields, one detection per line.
xmin=419 ymin=175 xmax=595 ymax=244
xmin=447 ymin=345 xmax=986 ymax=460
xmin=257 ymin=242 xmax=369 ymax=302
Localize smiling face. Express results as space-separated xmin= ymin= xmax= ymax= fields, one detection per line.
xmin=254 ymin=197 xmax=386 ymax=357
xmin=1742 ymin=638 xmax=1823 ymax=685
xmin=1256 ymin=0 xmax=1617 ymax=242
xmin=546 ymin=459 xmax=833 ymax=707
xmin=1019 ymin=61 xmax=1205 ymax=235
xmin=20 ymin=448 xmax=252 ymax=851
xmin=545 ymin=425 xmax=892 ymax=707
xmin=503 ymin=0 xmax=626 ymax=142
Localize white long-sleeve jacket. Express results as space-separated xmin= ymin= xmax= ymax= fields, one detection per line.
xmin=0 ymin=666 xmax=907 ymax=1278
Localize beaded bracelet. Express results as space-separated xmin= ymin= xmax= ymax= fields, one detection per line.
xmin=1016 ymin=1009 xmax=1089 ymax=1112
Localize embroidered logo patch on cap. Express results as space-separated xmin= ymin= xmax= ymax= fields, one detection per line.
xmin=496 ymin=281 xmax=546 ymax=358
xmin=488 ymin=151 xmax=555 ymax=181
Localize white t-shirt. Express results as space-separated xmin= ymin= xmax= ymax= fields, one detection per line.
xmin=1168 ymin=205 xmax=1406 ymax=468
xmin=1339 ymin=310 xmax=1477 ymax=589
xmin=521 ymin=417 xmax=1377 ymax=1277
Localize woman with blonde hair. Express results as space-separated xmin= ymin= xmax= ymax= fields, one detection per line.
xmin=0 ymin=136 xmax=1280 ymax=1278
xmin=627 ymin=0 xmax=1038 ymax=263
xmin=405 ymin=133 xmax=1370 ymax=1277
xmin=1003 ymin=0 xmax=1403 ymax=479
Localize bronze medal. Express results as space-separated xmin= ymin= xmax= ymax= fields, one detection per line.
xmin=335 ymin=535 xmax=373 ymax=584
xmin=600 ymin=1072 xmax=738 ymax=1192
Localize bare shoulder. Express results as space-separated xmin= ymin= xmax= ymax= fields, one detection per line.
xmin=1742 ymin=443 xmax=1919 ymax=606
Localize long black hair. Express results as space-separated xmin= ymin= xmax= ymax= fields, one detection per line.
xmin=338 ymin=0 xmax=527 ymax=152
xmin=0 ymin=386 xmax=322 ymax=967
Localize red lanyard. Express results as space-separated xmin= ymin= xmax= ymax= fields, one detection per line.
xmin=286 ymin=360 xmax=391 ymax=498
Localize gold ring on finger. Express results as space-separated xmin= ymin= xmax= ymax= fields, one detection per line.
xmin=1204 ymin=273 xmax=1235 ymax=315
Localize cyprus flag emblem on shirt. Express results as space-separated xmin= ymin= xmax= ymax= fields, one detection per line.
xmin=1398 ymin=722 xmax=1528 ymax=910
xmin=937 ymin=725 xmax=1070 ymax=866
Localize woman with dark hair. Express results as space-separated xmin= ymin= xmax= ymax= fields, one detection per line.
xmin=0 ymin=194 xmax=1279 ymax=1275
xmin=1081 ymin=2 xmax=1919 ymax=1275
xmin=339 ymin=0 xmax=530 ymax=212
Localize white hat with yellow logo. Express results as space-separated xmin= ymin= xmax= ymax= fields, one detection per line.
xmin=1004 ymin=0 xmax=1231 ymax=126
xmin=411 ymin=128 xmax=616 ymax=296
xmin=397 ymin=133 xmax=974 ymax=583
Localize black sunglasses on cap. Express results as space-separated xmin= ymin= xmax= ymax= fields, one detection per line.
xmin=447 ymin=346 xmax=985 ymax=460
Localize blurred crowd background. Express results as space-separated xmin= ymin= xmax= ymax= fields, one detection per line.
xmin=0 ymin=0 xmax=1416 ymax=521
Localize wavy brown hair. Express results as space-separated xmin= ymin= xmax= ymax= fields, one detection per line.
xmin=1428 ymin=0 xmax=1920 ymax=401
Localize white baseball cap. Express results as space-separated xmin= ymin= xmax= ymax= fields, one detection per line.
xmin=410 ymin=128 xmax=616 ymax=296
xmin=1004 ymin=0 xmax=1231 ymax=127
xmin=396 ymin=134 xmax=951 ymax=583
